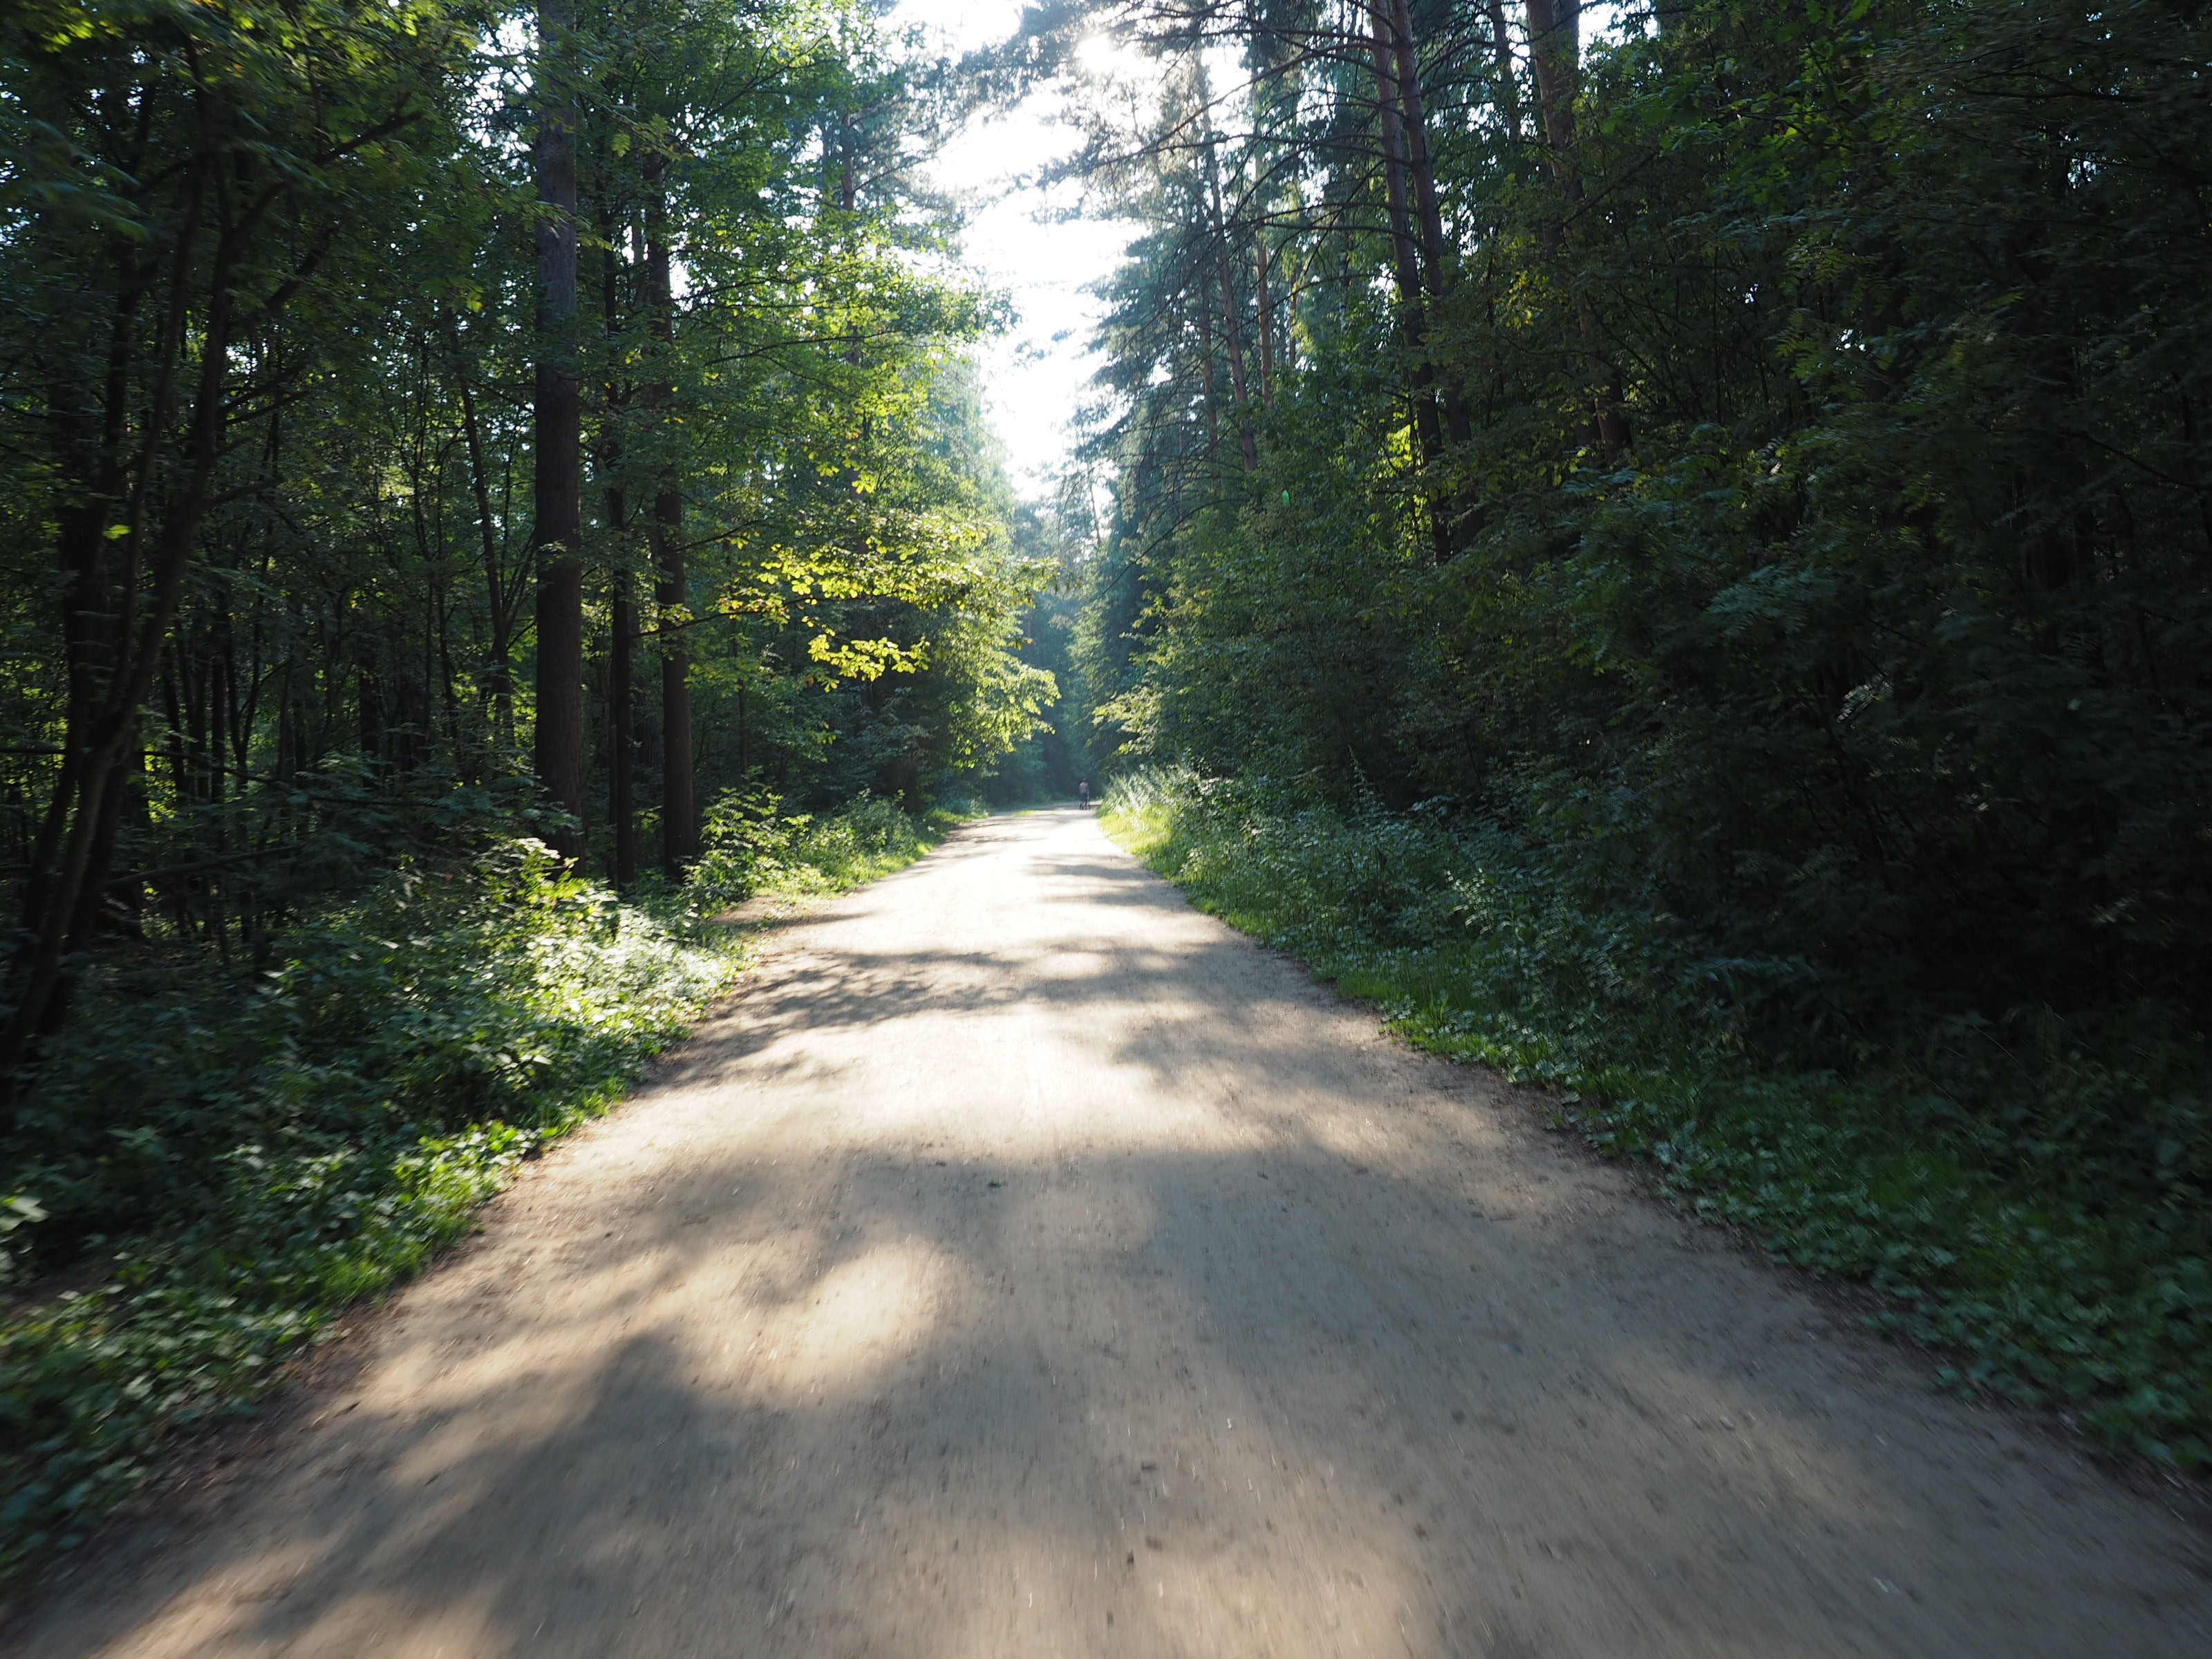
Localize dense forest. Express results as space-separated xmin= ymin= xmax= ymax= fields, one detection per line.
xmin=7 ymin=0 xmax=2212 ymax=1586
xmin=0 ymin=0 xmax=1069 ymax=1574
xmin=1021 ymin=1 xmax=2212 ymax=1463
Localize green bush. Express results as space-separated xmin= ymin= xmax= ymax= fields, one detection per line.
xmin=0 ymin=787 xmax=978 ymax=1584
xmin=1103 ymin=769 xmax=2212 ymax=1469
xmin=691 ymin=788 xmax=947 ymax=903
xmin=689 ymin=786 xmax=807 ymax=903
xmin=0 ymin=839 xmax=742 ymax=1582
xmin=0 ymin=789 xmax=973 ymax=1586
xmin=790 ymin=795 xmax=938 ymax=889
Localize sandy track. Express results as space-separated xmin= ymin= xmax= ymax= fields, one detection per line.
xmin=10 ymin=808 xmax=2210 ymax=1657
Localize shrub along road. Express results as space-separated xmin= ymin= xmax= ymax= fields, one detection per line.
xmin=8 ymin=809 xmax=2209 ymax=1656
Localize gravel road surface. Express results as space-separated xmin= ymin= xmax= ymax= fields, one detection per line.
xmin=10 ymin=807 xmax=2210 ymax=1657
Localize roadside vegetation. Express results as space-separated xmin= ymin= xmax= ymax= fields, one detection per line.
xmin=0 ymin=0 xmax=1057 ymax=1588
xmin=0 ymin=790 xmax=961 ymax=1584
xmin=12 ymin=0 xmax=2212 ymax=1592
xmin=1104 ymin=770 xmax=2211 ymax=1470
xmin=1005 ymin=0 xmax=2212 ymax=1471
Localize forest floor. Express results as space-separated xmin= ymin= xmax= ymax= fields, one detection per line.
xmin=4 ymin=807 xmax=2210 ymax=1658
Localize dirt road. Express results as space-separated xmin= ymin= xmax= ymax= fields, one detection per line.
xmin=10 ymin=809 xmax=2210 ymax=1657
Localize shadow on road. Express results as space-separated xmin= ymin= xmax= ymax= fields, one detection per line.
xmin=13 ymin=812 xmax=2209 ymax=1659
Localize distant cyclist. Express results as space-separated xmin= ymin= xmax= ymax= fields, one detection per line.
xmin=1077 ymin=778 xmax=1091 ymax=808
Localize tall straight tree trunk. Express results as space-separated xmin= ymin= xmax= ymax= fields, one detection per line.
xmin=444 ymin=315 xmax=515 ymax=753
xmin=1369 ymin=7 xmax=1426 ymax=330
xmin=608 ymin=511 xmax=637 ymax=888
xmin=1484 ymin=2 xmax=1526 ymax=146
xmin=1194 ymin=283 xmax=1224 ymax=469
xmin=532 ymin=0 xmax=586 ymax=856
xmin=1254 ymin=229 xmax=1275 ymax=402
xmin=1524 ymin=0 xmax=1628 ymax=457
xmin=1524 ymin=0 xmax=1580 ymax=216
xmin=643 ymin=153 xmax=695 ymax=875
xmin=599 ymin=211 xmax=636 ymax=888
xmin=654 ymin=495 xmax=692 ymax=875
xmin=1371 ymin=2 xmax=1449 ymax=558
xmin=1388 ymin=0 xmax=1470 ymax=447
xmin=1201 ymin=138 xmax=1258 ymax=472
xmin=1216 ymin=239 xmax=1257 ymax=471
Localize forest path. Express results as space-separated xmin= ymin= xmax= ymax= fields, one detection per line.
xmin=11 ymin=807 xmax=2210 ymax=1658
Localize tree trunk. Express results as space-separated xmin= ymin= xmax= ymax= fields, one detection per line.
xmin=609 ymin=515 xmax=637 ymax=889
xmin=656 ymin=500 xmax=693 ymax=875
xmin=598 ymin=199 xmax=637 ymax=888
xmin=1194 ymin=284 xmax=1223 ymax=469
xmin=1255 ymin=231 xmax=1277 ymax=398
xmin=2 ymin=207 xmax=236 ymax=1087
xmin=1389 ymin=0 xmax=1470 ymax=447
xmin=1524 ymin=0 xmax=1627 ymax=458
xmin=1201 ymin=140 xmax=1258 ymax=472
xmin=1217 ymin=240 xmax=1258 ymax=471
xmin=644 ymin=154 xmax=695 ymax=875
xmin=1525 ymin=0 xmax=1580 ymax=209
xmin=1369 ymin=7 xmax=1427 ymax=336
xmin=445 ymin=314 xmax=514 ymax=753
xmin=1484 ymin=2 xmax=1526 ymax=147
xmin=532 ymin=0 xmax=586 ymax=856
xmin=1371 ymin=3 xmax=1449 ymax=558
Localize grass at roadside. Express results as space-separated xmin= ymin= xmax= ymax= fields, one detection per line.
xmin=1101 ymin=769 xmax=2212 ymax=1471
xmin=0 ymin=794 xmax=966 ymax=1588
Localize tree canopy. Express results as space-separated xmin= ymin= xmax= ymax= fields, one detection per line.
xmin=0 ymin=0 xmax=1055 ymax=1083
xmin=1044 ymin=0 xmax=2212 ymax=1041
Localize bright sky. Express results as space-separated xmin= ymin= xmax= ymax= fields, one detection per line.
xmin=887 ymin=3 xmax=1637 ymax=498
xmin=891 ymin=1 xmax=1130 ymax=498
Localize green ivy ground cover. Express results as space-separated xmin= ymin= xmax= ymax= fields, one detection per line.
xmin=0 ymin=798 xmax=960 ymax=1588
xmin=1101 ymin=771 xmax=2212 ymax=1472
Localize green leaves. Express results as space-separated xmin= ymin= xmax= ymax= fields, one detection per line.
xmin=0 ymin=844 xmax=745 ymax=1584
xmin=1107 ymin=769 xmax=2212 ymax=1471
xmin=0 ymin=0 xmax=1042 ymax=1589
xmin=0 ymin=1196 xmax=45 ymax=1286
xmin=1074 ymin=0 xmax=2212 ymax=1058
xmin=688 ymin=787 xmax=948 ymax=904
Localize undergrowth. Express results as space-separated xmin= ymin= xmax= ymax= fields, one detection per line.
xmin=1101 ymin=767 xmax=2212 ymax=1470
xmin=690 ymin=786 xmax=967 ymax=902
xmin=0 ymin=793 xmax=955 ymax=1587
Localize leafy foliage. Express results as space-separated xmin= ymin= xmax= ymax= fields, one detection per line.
xmin=1038 ymin=1 xmax=2212 ymax=1452
xmin=689 ymin=786 xmax=964 ymax=901
xmin=0 ymin=841 xmax=731 ymax=1575
xmin=0 ymin=790 xmax=949 ymax=1584
xmin=1068 ymin=0 xmax=2212 ymax=1028
xmin=0 ymin=0 xmax=1075 ymax=1582
xmin=1104 ymin=769 xmax=2212 ymax=1468
xmin=0 ymin=0 xmax=1051 ymax=1045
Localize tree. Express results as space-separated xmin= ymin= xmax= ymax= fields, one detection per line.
xmin=0 ymin=0 xmax=1049 ymax=1100
xmin=1050 ymin=0 xmax=2212 ymax=1035
xmin=0 ymin=0 xmax=474 ymax=1091
xmin=532 ymin=0 xmax=586 ymax=854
